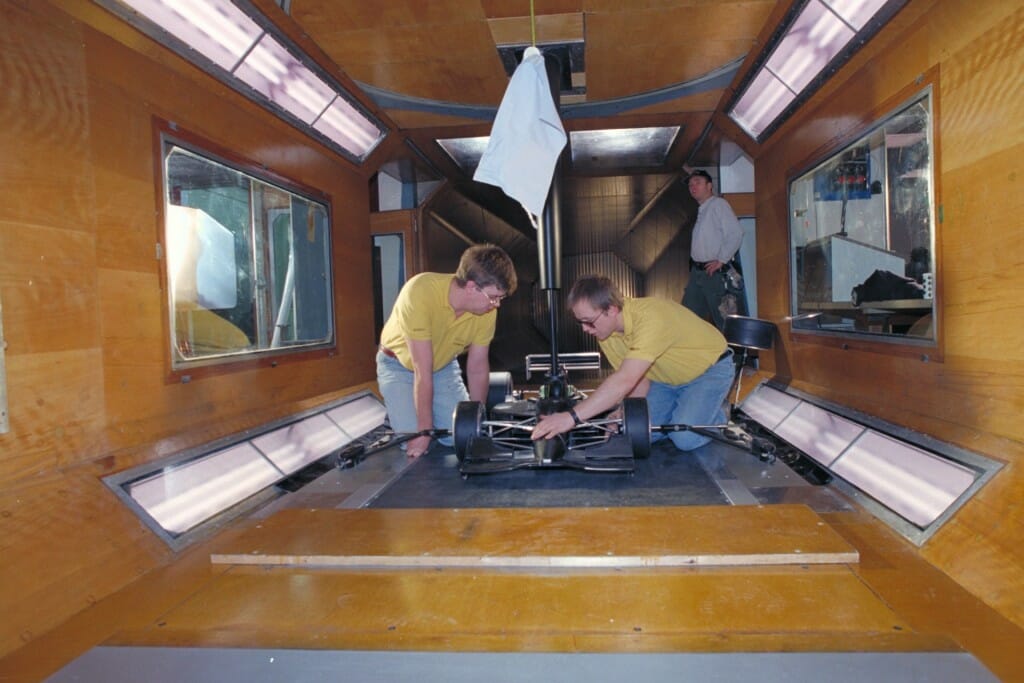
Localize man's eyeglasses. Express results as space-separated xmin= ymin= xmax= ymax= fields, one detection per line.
xmin=576 ymin=310 xmax=606 ymax=328
xmin=475 ymin=284 xmax=506 ymax=306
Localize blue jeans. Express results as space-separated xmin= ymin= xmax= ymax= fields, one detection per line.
xmin=682 ymin=266 xmax=748 ymax=331
xmin=376 ymin=351 xmax=467 ymax=446
xmin=645 ymin=353 xmax=735 ymax=451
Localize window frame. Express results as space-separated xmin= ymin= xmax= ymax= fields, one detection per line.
xmin=785 ymin=70 xmax=943 ymax=361
xmin=154 ymin=120 xmax=337 ymax=380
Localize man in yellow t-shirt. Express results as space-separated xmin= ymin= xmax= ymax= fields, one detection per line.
xmin=531 ymin=274 xmax=734 ymax=451
xmin=377 ymin=244 xmax=517 ymax=457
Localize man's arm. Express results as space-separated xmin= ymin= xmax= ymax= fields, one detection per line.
xmin=711 ymin=199 xmax=744 ymax=265
xmin=406 ymin=337 xmax=435 ymax=457
xmin=628 ymin=376 xmax=651 ymax=398
xmin=464 ymin=343 xmax=490 ymax=403
xmin=531 ymin=358 xmax=652 ymax=440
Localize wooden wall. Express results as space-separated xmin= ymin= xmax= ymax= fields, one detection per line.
xmin=750 ymin=0 xmax=1024 ymax=627
xmin=0 ymin=1 xmax=379 ymax=657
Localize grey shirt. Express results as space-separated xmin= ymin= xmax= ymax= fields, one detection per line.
xmin=690 ymin=195 xmax=743 ymax=263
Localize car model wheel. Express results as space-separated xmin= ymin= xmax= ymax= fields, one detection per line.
xmin=453 ymin=401 xmax=484 ymax=462
xmin=623 ymin=397 xmax=651 ymax=459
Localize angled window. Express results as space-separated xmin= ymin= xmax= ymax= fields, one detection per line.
xmin=163 ymin=134 xmax=335 ymax=369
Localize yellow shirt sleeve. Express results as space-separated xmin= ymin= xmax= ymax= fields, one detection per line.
xmin=600 ymin=298 xmax=727 ymax=385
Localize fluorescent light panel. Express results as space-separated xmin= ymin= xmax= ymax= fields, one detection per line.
xmin=738 ymin=384 xmax=801 ymax=431
xmin=115 ymin=393 xmax=389 ymax=542
xmin=251 ymin=412 xmax=351 ymax=474
xmin=831 ymin=431 xmax=977 ymax=527
xmin=110 ymin=0 xmax=384 ymax=160
xmin=327 ymin=395 xmax=389 ymax=439
xmin=773 ymin=400 xmax=865 ymax=468
xmin=729 ymin=69 xmax=796 ymax=139
xmin=128 ymin=442 xmax=281 ymax=534
xmin=128 ymin=0 xmax=263 ymax=71
xmin=824 ymin=0 xmax=891 ymax=29
xmin=738 ymin=383 xmax=984 ymax=532
xmin=235 ymin=34 xmax=335 ymax=123
xmin=728 ymin=0 xmax=893 ymax=139
xmin=765 ymin=1 xmax=854 ymax=94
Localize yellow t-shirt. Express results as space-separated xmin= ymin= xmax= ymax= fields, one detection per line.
xmin=379 ymin=272 xmax=496 ymax=371
xmin=598 ymin=297 xmax=727 ymax=385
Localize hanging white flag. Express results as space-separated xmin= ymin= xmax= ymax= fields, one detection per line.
xmin=473 ymin=46 xmax=567 ymax=225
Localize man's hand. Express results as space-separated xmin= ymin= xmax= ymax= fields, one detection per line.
xmin=531 ymin=412 xmax=574 ymax=441
xmin=704 ymin=259 xmax=724 ymax=275
xmin=406 ymin=434 xmax=432 ymax=458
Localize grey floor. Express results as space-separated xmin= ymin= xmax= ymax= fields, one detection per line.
xmin=49 ymin=647 xmax=998 ymax=683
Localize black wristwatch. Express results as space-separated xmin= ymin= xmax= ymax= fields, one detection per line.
xmin=568 ymin=407 xmax=582 ymax=426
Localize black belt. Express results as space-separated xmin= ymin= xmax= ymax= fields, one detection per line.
xmin=379 ymin=345 xmax=397 ymax=359
xmin=691 ymin=258 xmax=737 ymax=270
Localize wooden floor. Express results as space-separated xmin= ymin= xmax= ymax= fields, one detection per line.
xmin=2 ymin=452 xmax=1023 ymax=681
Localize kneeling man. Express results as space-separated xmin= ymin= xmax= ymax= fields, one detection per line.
xmin=531 ymin=275 xmax=733 ymax=450
xmin=377 ymin=244 xmax=517 ymax=457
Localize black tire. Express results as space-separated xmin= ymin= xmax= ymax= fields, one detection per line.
xmin=486 ymin=371 xmax=513 ymax=410
xmin=623 ymin=397 xmax=651 ymax=459
xmin=453 ymin=401 xmax=484 ymax=462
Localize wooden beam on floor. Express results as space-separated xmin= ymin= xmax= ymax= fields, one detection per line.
xmin=210 ymin=505 xmax=859 ymax=568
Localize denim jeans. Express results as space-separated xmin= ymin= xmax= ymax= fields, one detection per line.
xmin=682 ymin=266 xmax=749 ymax=331
xmin=376 ymin=350 xmax=467 ymax=446
xmin=645 ymin=353 xmax=735 ymax=451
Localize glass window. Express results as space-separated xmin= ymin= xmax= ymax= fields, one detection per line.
xmin=789 ymin=88 xmax=935 ymax=342
xmin=163 ymin=142 xmax=334 ymax=368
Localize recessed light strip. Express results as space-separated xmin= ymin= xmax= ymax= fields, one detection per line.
xmin=728 ymin=0 xmax=897 ymax=141
xmin=102 ymin=0 xmax=385 ymax=161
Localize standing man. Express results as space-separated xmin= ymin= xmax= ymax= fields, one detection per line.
xmin=682 ymin=169 xmax=747 ymax=330
xmin=377 ymin=244 xmax=517 ymax=457
xmin=531 ymin=275 xmax=734 ymax=451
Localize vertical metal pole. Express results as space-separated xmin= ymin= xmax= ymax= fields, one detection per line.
xmin=537 ymin=51 xmax=565 ymax=383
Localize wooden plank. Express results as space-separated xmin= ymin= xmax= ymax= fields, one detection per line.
xmin=210 ymin=505 xmax=859 ymax=568
xmin=109 ymin=564 xmax=909 ymax=652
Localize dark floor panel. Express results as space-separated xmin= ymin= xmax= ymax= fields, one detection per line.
xmin=368 ymin=441 xmax=729 ymax=509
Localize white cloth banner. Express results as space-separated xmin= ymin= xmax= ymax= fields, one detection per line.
xmin=473 ymin=46 xmax=567 ymax=224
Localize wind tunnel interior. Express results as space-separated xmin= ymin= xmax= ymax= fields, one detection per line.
xmin=412 ymin=172 xmax=701 ymax=388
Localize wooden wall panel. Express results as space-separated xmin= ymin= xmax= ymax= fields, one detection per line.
xmin=752 ymin=0 xmax=1024 ymax=627
xmin=0 ymin=3 xmax=94 ymax=233
xmin=0 ymin=225 xmax=100 ymax=355
xmin=0 ymin=0 xmax=381 ymax=658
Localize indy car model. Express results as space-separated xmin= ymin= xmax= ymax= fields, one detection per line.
xmin=451 ymin=368 xmax=776 ymax=476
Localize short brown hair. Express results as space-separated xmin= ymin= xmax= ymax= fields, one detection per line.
xmin=454 ymin=244 xmax=518 ymax=294
xmin=567 ymin=275 xmax=623 ymax=311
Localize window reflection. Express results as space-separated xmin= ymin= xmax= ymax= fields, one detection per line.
xmin=789 ymin=89 xmax=935 ymax=340
xmin=164 ymin=143 xmax=334 ymax=366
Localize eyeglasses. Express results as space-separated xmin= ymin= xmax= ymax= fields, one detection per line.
xmin=576 ymin=310 xmax=606 ymax=328
xmin=475 ymin=284 xmax=506 ymax=306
